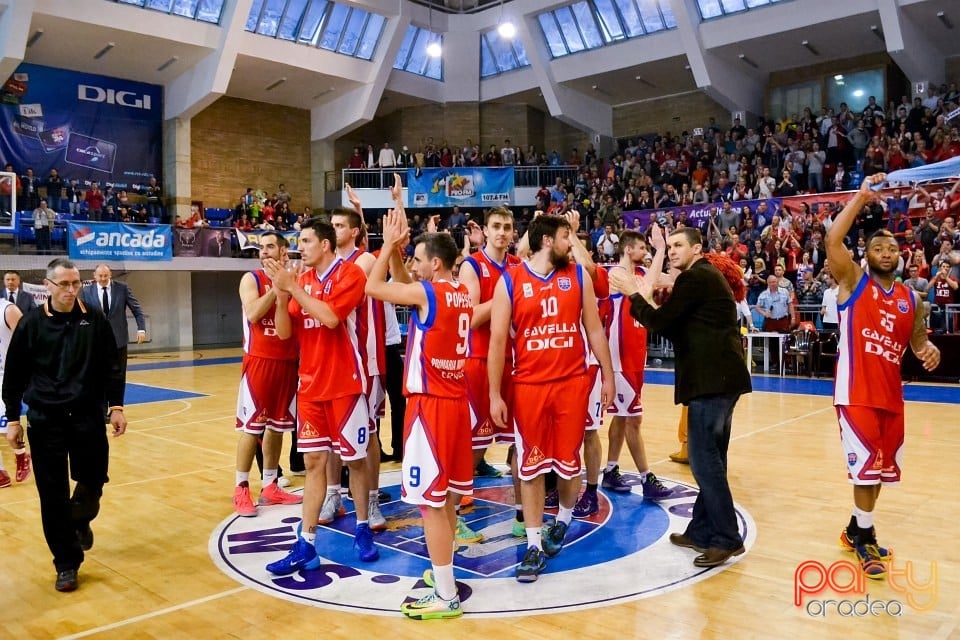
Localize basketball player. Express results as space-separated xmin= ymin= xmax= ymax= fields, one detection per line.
xmin=489 ymin=215 xmax=615 ymax=582
xmin=366 ymin=209 xmax=473 ymax=619
xmin=321 ymin=192 xmax=387 ymax=532
xmin=233 ymin=231 xmax=302 ymax=516
xmin=262 ymin=219 xmax=378 ymax=574
xmin=0 ymin=296 xmax=27 ymax=488
xmin=459 ymin=207 xmax=523 ymax=535
xmin=826 ymin=172 xmax=940 ymax=579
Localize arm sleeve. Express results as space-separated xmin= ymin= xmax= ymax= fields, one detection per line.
xmin=99 ymin=313 xmax=125 ymax=407
xmin=124 ymin=284 xmax=147 ymax=330
xmin=326 ymin=266 xmax=367 ymax=322
xmin=2 ymin=318 xmax=31 ymax=421
xmin=627 ymin=269 xmax=701 ymax=337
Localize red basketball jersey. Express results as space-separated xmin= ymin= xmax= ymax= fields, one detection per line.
xmin=404 ymin=280 xmax=473 ymax=398
xmin=345 ymin=248 xmax=387 ymax=376
xmin=505 ymin=261 xmax=588 ymax=384
xmin=463 ymin=248 xmax=521 ymax=359
xmin=834 ymin=273 xmax=915 ymax=411
xmin=607 ymin=265 xmax=648 ymax=372
xmin=289 ymin=258 xmax=367 ymax=400
xmin=242 ymin=270 xmax=298 ymax=361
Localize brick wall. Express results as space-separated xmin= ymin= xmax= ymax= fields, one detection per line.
xmin=613 ymin=91 xmax=730 ymax=141
xmin=191 ymin=96 xmax=312 ymax=210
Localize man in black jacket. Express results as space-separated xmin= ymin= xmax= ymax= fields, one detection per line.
xmin=2 ymin=258 xmax=127 ymax=592
xmin=609 ymin=227 xmax=752 ymax=567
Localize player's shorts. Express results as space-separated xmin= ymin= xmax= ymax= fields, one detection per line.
xmin=836 ymin=405 xmax=904 ymax=485
xmin=366 ymin=374 xmax=385 ymax=433
xmin=401 ymin=394 xmax=473 ymax=506
xmin=297 ymin=395 xmax=370 ymax=461
xmin=607 ymin=370 xmax=644 ymax=417
xmin=465 ymin=357 xmax=514 ymax=447
xmin=585 ymin=365 xmax=604 ymax=431
xmin=235 ymin=356 xmax=297 ymax=435
xmin=512 ymin=374 xmax=589 ymax=481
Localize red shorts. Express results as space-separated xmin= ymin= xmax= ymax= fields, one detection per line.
xmin=465 ymin=357 xmax=514 ymax=447
xmin=836 ymin=405 xmax=904 ymax=485
xmin=512 ymin=375 xmax=589 ymax=481
xmin=235 ymin=356 xmax=297 ymax=434
xmin=297 ymin=395 xmax=370 ymax=461
xmin=401 ymin=395 xmax=474 ymax=506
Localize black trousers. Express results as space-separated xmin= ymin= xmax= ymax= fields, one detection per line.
xmin=385 ymin=343 xmax=406 ymax=457
xmin=27 ymin=405 xmax=109 ymax=572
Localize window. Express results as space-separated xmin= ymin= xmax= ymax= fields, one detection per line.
xmin=393 ymin=26 xmax=443 ymax=81
xmin=245 ymin=0 xmax=384 ymax=61
xmin=109 ymin=0 xmax=224 ymax=23
xmin=480 ymin=27 xmax=531 ymax=78
xmin=696 ymin=0 xmax=788 ymax=20
xmin=537 ymin=0 xmax=676 ymax=59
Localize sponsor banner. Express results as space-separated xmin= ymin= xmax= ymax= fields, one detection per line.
xmin=173 ymin=227 xmax=239 ymax=257
xmin=622 ymin=197 xmax=782 ymax=229
xmin=67 ymin=221 xmax=171 ymax=261
xmin=233 ymin=229 xmax=300 ymax=253
xmin=407 ymin=167 xmax=514 ymax=208
xmin=1 ymin=63 xmax=162 ymax=191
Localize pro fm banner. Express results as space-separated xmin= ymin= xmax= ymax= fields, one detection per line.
xmin=67 ymin=221 xmax=172 ymax=261
xmin=1 ymin=63 xmax=162 ymax=191
xmin=406 ymin=167 xmax=513 ymax=208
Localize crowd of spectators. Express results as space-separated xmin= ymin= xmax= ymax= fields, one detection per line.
xmin=225 ymin=183 xmax=314 ymax=233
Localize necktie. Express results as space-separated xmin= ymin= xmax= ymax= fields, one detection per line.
xmin=7 ymin=291 xmax=13 ymax=303
xmin=102 ymin=287 xmax=110 ymax=314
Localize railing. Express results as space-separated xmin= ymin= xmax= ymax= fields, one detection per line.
xmin=340 ymin=165 xmax=581 ymax=193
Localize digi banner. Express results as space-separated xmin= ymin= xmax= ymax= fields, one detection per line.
xmin=67 ymin=221 xmax=172 ymax=261
xmin=407 ymin=167 xmax=513 ymax=208
xmin=622 ymin=197 xmax=782 ymax=229
xmin=1 ymin=63 xmax=162 ymax=191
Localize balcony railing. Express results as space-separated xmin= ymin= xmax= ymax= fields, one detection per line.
xmin=339 ymin=165 xmax=581 ymax=192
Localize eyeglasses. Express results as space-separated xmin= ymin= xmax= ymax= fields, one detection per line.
xmin=46 ymin=279 xmax=83 ymax=291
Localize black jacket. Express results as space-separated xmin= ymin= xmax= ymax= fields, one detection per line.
xmin=2 ymin=299 xmax=123 ymax=421
xmin=627 ymin=258 xmax=752 ymax=405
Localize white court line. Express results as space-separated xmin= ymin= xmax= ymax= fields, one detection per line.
xmin=57 ymin=586 xmax=249 ymax=639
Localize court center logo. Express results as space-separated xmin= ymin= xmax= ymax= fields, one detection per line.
xmin=210 ymin=470 xmax=755 ymax=617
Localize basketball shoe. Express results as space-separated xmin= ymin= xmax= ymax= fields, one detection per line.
xmin=354 ymin=523 xmax=379 ymax=562
xmin=455 ymin=516 xmax=483 ymax=544
xmin=544 ymin=488 xmax=559 ymax=508
xmin=542 ymin=521 xmax=569 ymax=557
xmin=401 ymin=590 xmax=462 ymax=620
xmin=475 ymin=460 xmax=502 ymax=478
xmin=601 ymin=465 xmax=632 ymax=492
xmin=233 ymin=481 xmax=257 ymax=517
xmin=0 ymin=470 xmax=10 ymax=489
xmin=516 ymin=546 xmax=547 ymax=582
xmin=855 ymin=543 xmax=888 ymax=580
xmin=839 ymin=526 xmax=892 ymax=561
xmin=15 ymin=451 xmax=31 ymax=483
xmin=512 ymin=519 xmax=526 ymax=537
xmin=368 ymin=497 xmax=387 ymax=532
xmin=318 ymin=492 xmax=345 ymax=524
xmin=265 ymin=537 xmax=320 ymax=575
xmin=572 ymin=490 xmax=599 ymax=518
xmin=641 ymin=472 xmax=672 ymax=500
xmin=258 ymin=481 xmax=303 ymax=506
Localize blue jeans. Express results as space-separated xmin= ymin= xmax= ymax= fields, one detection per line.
xmin=684 ymin=393 xmax=743 ymax=551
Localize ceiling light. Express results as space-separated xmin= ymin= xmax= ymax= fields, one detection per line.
xmin=801 ymin=40 xmax=819 ymax=56
xmin=26 ymin=29 xmax=44 ymax=48
xmin=853 ymin=89 xmax=865 ymax=97
xmin=937 ymin=11 xmax=953 ymax=29
xmin=738 ymin=54 xmax=758 ymax=69
xmin=312 ymin=87 xmax=336 ymax=100
xmin=265 ymin=77 xmax=287 ymax=91
xmin=834 ymin=74 xmax=844 ymax=80
xmin=498 ymin=21 xmax=516 ymax=38
xmin=93 ymin=42 xmax=115 ymax=60
xmin=157 ymin=56 xmax=179 ymax=72
xmin=426 ymin=41 xmax=442 ymax=57
xmin=635 ymin=76 xmax=656 ymax=88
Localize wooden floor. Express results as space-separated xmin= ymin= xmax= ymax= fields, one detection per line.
xmin=1 ymin=348 xmax=957 ymax=640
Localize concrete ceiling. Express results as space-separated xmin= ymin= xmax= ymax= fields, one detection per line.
xmin=227 ymin=54 xmax=363 ymax=110
xmin=900 ymin=1 xmax=960 ymax=57
xmin=561 ymin=55 xmax=697 ymax=106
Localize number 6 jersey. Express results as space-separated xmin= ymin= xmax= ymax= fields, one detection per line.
xmin=404 ymin=280 xmax=473 ymax=398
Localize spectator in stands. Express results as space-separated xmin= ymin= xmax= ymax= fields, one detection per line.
xmin=820 ymin=272 xmax=840 ymax=332
xmin=797 ymin=270 xmax=823 ymax=306
xmin=832 ymin=163 xmax=849 ymax=192
xmin=776 ymin=169 xmax=797 ymax=197
xmin=85 ymin=183 xmax=104 ymax=222
xmin=20 ymin=168 xmax=40 ymax=211
xmin=927 ymin=262 xmax=958 ymax=332
xmin=806 ymin=142 xmax=826 ymax=193
xmin=144 ymin=177 xmax=163 ymax=221
xmin=33 ymin=200 xmax=54 ymax=253
xmin=887 ymin=207 xmax=913 ymax=241
xmin=378 ymin=143 xmax=397 ymax=168
xmin=501 ymin=139 xmax=517 ymax=166
xmin=348 ymin=147 xmax=366 ymax=169
xmin=447 ymin=206 xmax=467 ymax=230
xmin=596 ymin=224 xmax=619 ymax=263
xmin=45 ymin=169 xmax=64 ymax=212
xmin=755 ymin=275 xmax=793 ymax=332
xmin=397 ymin=145 xmax=413 ymax=167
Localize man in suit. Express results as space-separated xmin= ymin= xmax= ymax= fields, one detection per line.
xmin=4 ymin=271 xmax=37 ymax=314
xmin=81 ymin=265 xmax=147 ymax=390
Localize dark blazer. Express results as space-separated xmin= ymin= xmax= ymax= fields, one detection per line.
xmin=80 ymin=280 xmax=146 ymax=348
xmin=627 ymin=257 xmax=752 ymax=405
xmin=6 ymin=289 xmax=37 ymax=315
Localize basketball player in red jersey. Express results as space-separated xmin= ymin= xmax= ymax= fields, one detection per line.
xmin=366 ymin=209 xmax=474 ymax=619
xmin=489 ymin=215 xmax=615 ymax=582
xmin=319 ymin=183 xmax=388 ymax=532
xmin=262 ymin=218 xmax=379 ymax=574
xmin=827 ymin=172 xmax=940 ymax=579
xmin=233 ymin=231 xmax=302 ymax=516
xmin=459 ymin=207 xmax=523 ymax=533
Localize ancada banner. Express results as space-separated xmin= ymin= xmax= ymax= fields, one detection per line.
xmin=67 ymin=221 xmax=172 ymax=261
xmin=1 ymin=63 xmax=162 ymax=191
xmin=407 ymin=167 xmax=513 ymax=208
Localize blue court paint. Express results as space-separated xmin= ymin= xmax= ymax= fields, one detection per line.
xmin=128 ymin=356 xmax=242 ymax=372
xmin=125 ymin=382 xmax=205 ymax=405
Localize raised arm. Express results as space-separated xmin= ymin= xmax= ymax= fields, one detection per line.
xmin=827 ymin=173 xmax=886 ymax=298
xmin=487 ymin=277 xmax=512 ymax=429
xmin=365 ymin=210 xmax=427 ymax=309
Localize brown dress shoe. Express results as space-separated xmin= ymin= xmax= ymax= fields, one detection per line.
xmin=669 ymin=533 xmax=706 ymax=553
xmin=693 ymin=546 xmax=745 ymax=567
xmin=669 ymin=443 xmax=689 ymax=464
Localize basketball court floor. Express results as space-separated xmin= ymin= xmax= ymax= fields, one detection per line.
xmin=0 ymin=348 xmax=956 ymax=639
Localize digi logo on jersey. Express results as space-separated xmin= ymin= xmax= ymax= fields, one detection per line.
xmin=210 ymin=470 xmax=755 ymax=616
